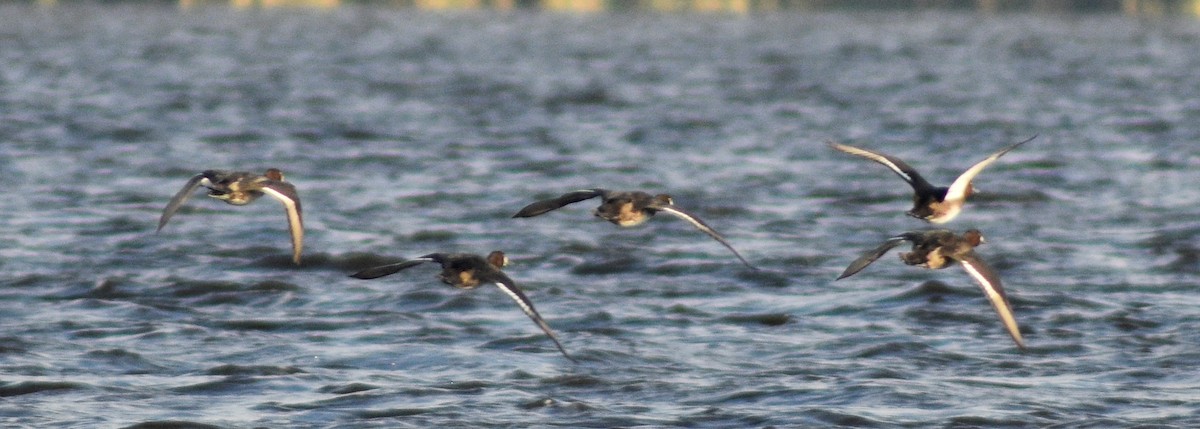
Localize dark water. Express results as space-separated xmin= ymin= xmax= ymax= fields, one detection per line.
xmin=2 ymin=2 xmax=1200 ymax=427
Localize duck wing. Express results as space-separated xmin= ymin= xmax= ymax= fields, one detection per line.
xmin=943 ymin=135 xmax=1035 ymax=203
xmin=650 ymin=205 xmax=757 ymax=270
xmin=836 ymin=236 xmax=910 ymax=280
xmin=349 ymin=258 xmax=432 ymax=280
xmin=157 ymin=172 xmax=211 ymax=232
xmin=490 ymin=275 xmax=575 ymax=362
xmin=258 ymin=181 xmax=305 ymax=265
xmin=957 ymin=252 xmax=1025 ymax=350
xmin=512 ymin=189 xmax=606 ymax=218
xmin=827 ymin=141 xmax=938 ymax=195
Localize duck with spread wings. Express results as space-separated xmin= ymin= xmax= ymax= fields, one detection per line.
xmin=827 ymin=136 xmax=1034 ymax=224
xmin=351 ymin=250 xmax=575 ymax=362
xmin=836 ymin=229 xmax=1025 ymax=350
xmin=512 ymin=189 xmax=756 ymax=269
xmin=157 ymin=168 xmax=303 ymax=265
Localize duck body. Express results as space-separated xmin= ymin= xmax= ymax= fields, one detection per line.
xmin=425 ymin=252 xmax=509 ymax=289
xmin=590 ymin=190 xmax=672 ymax=227
xmin=199 ymin=169 xmax=279 ymax=205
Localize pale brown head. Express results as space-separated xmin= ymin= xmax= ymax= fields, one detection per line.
xmin=963 ymin=229 xmax=985 ymax=247
xmin=264 ymin=168 xmax=285 ymax=181
xmin=486 ymin=250 xmax=509 ymax=269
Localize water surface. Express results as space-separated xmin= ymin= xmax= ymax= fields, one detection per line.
xmin=1 ymin=3 xmax=1199 ymax=427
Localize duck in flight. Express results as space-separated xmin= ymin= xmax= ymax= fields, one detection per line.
xmin=827 ymin=136 xmax=1035 ymax=223
xmin=157 ymin=168 xmax=304 ymax=265
xmin=351 ymin=250 xmax=575 ymax=362
xmin=836 ymin=229 xmax=1025 ymax=350
xmin=512 ymin=189 xmax=756 ymax=269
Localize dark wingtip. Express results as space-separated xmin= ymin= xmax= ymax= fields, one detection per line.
xmin=511 ymin=207 xmax=537 ymax=218
xmin=552 ymin=340 xmax=578 ymax=363
xmin=730 ymin=256 xmax=757 ymax=272
xmin=730 ymin=253 xmax=758 ymax=271
xmin=156 ymin=213 xmax=173 ymax=233
xmin=349 ymin=270 xmax=388 ymax=280
xmin=512 ymin=202 xmax=558 ymax=218
xmin=349 ymin=261 xmax=423 ymax=279
xmin=835 ymin=265 xmax=865 ymax=281
xmin=1001 ymin=135 xmax=1038 ymax=153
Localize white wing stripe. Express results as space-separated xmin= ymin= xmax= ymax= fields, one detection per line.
xmin=656 ymin=207 xmax=756 ymax=269
xmin=829 ymin=143 xmax=914 ymax=183
xmin=260 ymin=186 xmax=304 ymax=265
xmin=494 ymin=282 xmax=537 ymax=320
xmin=959 ymin=260 xmax=1025 ymax=348
xmin=944 ymin=138 xmax=1032 ymax=202
xmin=492 ymin=282 xmax=574 ymax=361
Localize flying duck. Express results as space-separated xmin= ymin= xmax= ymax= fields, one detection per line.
xmin=512 ymin=189 xmax=756 ymax=269
xmin=351 ymin=250 xmax=575 ymax=362
xmin=827 ymin=136 xmax=1035 ymax=223
xmin=836 ymin=229 xmax=1025 ymax=350
xmin=157 ymin=168 xmax=304 ymax=265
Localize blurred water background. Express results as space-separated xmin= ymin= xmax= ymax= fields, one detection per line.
xmin=1 ymin=0 xmax=1199 ymax=427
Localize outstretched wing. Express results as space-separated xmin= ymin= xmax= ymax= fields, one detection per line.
xmin=512 ymin=189 xmax=605 ymax=218
xmin=827 ymin=141 xmax=937 ymax=194
xmin=157 ymin=173 xmax=210 ymax=232
xmin=651 ymin=205 xmax=757 ymax=270
xmin=836 ymin=236 xmax=909 ymax=280
xmin=957 ymin=252 xmax=1025 ymax=350
xmin=944 ymin=135 xmax=1036 ymax=203
xmin=349 ymin=259 xmax=431 ymax=280
xmin=258 ymin=181 xmax=305 ymax=265
xmin=491 ymin=275 xmax=575 ymax=362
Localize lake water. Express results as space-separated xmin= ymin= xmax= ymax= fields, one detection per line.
xmin=2 ymin=2 xmax=1199 ymax=428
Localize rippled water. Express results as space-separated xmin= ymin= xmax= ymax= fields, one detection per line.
xmin=2 ymin=3 xmax=1200 ymax=427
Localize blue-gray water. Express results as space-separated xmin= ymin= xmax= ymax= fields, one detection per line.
xmin=2 ymin=3 xmax=1200 ymax=428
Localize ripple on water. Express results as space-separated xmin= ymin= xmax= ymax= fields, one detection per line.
xmin=80 ymin=348 xmax=165 ymax=375
xmin=120 ymin=421 xmax=227 ymax=429
xmin=317 ymin=382 xmax=380 ymax=395
xmin=0 ymin=6 xmax=1198 ymax=428
xmin=0 ymin=380 xmax=88 ymax=398
xmin=717 ymin=312 xmax=792 ymax=327
xmin=203 ymin=364 xmax=305 ymax=377
xmin=207 ymin=317 xmax=360 ymax=333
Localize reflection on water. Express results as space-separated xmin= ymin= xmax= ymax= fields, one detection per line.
xmin=161 ymin=0 xmax=1200 ymax=16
